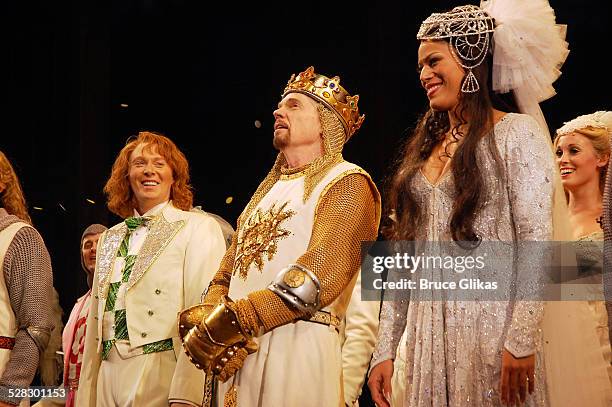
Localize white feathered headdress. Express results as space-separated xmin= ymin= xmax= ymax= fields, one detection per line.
xmin=481 ymin=0 xmax=570 ymax=137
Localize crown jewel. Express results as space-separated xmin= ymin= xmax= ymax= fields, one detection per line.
xmin=417 ymin=5 xmax=495 ymax=93
xmin=283 ymin=66 xmax=365 ymax=140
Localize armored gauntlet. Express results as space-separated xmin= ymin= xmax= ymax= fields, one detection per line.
xmin=179 ymin=296 xmax=258 ymax=382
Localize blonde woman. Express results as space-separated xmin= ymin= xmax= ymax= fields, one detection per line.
xmin=552 ymin=111 xmax=612 ymax=379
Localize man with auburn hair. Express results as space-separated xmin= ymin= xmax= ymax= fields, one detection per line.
xmin=179 ymin=67 xmax=380 ymax=406
xmin=77 ymin=132 xmax=226 ymax=407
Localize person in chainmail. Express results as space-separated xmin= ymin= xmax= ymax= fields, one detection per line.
xmin=0 ymin=151 xmax=54 ymax=407
xmin=179 ymin=66 xmax=381 ymax=407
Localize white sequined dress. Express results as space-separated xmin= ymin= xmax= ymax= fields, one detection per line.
xmin=542 ymin=231 xmax=612 ymax=406
xmin=371 ymin=113 xmax=553 ymax=406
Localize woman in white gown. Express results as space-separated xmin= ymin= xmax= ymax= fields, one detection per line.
xmin=368 ymin=1 xmax=570 ymax=406
xmin=541 ymin=112 xmax=612 ymax=406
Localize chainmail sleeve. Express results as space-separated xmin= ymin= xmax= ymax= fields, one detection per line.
xmin=0 ymin=226 xmax=53 ymax=405
xmin=247 ymin=173 xmax=379 ymax=332
xmin=203 ymin=232 xmax=238 ymax=304
xmin=602 ymin=153 xmax=612 ymax=341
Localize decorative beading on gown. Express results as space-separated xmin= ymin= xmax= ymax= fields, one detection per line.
xmin=372 ymin=113 xmax=554 ymax=406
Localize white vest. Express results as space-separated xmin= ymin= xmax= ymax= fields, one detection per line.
xmin=229 ymin=161 xmax=369 ymax=319
xmin=0 ymin=222 xmax=29 ymax=376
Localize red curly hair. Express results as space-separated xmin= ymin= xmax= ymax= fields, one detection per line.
xmin=104 ymin=131 xmax=193 ymax=218
xmin=0 ymin=151 xmax=32 ymax=224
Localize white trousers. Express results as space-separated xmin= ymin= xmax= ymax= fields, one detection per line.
xmin=96 ymin=347 xmax=176 ymax=407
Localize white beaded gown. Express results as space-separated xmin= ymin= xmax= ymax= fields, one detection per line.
xmin=542 ymin=231 xmax=612 ymax=406
xmin=371 ymin=113 xmax=553 ymax=406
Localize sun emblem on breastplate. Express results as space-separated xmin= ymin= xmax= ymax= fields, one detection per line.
xmin=234 ymin=202 xmax=296 ymax=279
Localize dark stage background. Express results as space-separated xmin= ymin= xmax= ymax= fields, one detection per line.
xmin=2 ymin=0 xmax=611 ymax=402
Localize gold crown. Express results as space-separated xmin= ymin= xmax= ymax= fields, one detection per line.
xmin=283 ymin=66 xmax=365 ymax=140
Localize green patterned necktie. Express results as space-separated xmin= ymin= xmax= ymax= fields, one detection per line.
xmin=117 ymin=216 xmax=150 ymax=259
xmin=125 ymin=216 xmax=150 ymax=231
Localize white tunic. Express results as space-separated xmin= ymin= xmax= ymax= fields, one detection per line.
xmin=0 ymin=222 xmax=29 ymax=407
xmin=0 ymin=222 xmax=27 ymax=376
xmin=219 ymin=161 xmax=368 ymax=407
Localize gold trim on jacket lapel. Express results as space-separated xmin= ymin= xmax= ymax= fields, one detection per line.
xmin=97 ymin=226 xmax=127 ymax=300
xmin=125 ymin=212 xmax=185 ymax=291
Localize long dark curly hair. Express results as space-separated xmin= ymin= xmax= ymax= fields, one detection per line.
xmin=383 ymin=36 xmax=518 ymax=245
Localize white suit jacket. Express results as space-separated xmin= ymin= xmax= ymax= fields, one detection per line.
xmin=77 ymin=204 xmax=226 ymax=406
